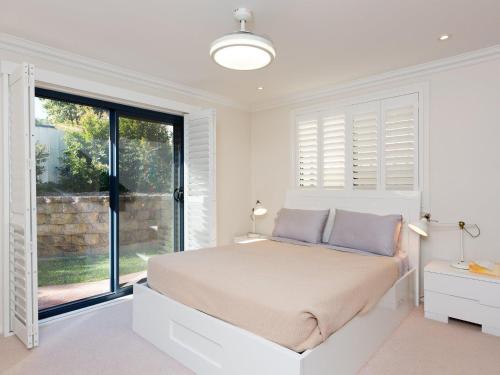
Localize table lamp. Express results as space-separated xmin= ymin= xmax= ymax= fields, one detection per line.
xmin=249 ymin=200 xmax=267 ymax=238
xmin=409 ymin=213 xmax=480 ymax=270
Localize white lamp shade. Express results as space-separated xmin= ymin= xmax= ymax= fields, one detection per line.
xmin=210 ymin=32 xmax=276 ymax=70
xmin=408 ymin=218 xmax=429 ymax=237
xmin=253 ymin=201 xmax=267 ymax=216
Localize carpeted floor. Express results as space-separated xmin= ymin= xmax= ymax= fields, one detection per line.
xmin=1 ymin=300 xmax=500 ymax=375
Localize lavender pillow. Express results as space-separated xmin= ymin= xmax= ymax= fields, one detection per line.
xmin=328 ymin=209 xmax=402 ymax=256
xmin=272 ymin=208 xmax=330 ymax=244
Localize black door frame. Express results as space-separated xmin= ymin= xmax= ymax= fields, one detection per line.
xmin=35 ymin=88 xmax=184 ymax=320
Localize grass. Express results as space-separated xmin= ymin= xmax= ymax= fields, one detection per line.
xmin=38 ymin=249 xmax=165 ymax=287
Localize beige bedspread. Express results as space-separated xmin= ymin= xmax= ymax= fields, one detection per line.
xmin=147 ymin=240 xmax=400 ymax=352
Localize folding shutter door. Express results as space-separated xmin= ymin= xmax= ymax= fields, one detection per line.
xmin=8 ymin=63 xmax=38 ymax=348
xmin=184 ymin=109 xmax=216 ymax=250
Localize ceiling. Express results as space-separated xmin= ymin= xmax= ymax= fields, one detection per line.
xmin=2 ymin=0 xmax=500 ymax=108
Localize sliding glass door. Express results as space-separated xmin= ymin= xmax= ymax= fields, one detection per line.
xmin=118 ymin=115 xmax=181 ymax=287
xmin=34 ymin=98 xmax=112 ymax=310
xmin=34 ymin=89 xmax=183 ymax=318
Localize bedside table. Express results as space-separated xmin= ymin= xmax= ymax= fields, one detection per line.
xmin=424 ymin=260 xmax=500 ymax=336
xmin=233 ymin=234 xmax=268 ymax=244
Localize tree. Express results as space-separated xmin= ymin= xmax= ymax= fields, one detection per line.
xmin=57 ymin=108 xmax=109 ymax=192
xmin=43 ymin=99 xmax=106 ymax=125
xmin=38 ymin=98 xmax=173 ymax=194
xmin=35 ymin=143 xmax=49 ymax=184
xmin=119 ymin=117 xmax=173 ymax=193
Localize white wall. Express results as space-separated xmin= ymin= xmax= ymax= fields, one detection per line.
xmin=0 ymin=50 xmax=252 ymax=335
xmin=251 ymin=57 xmax=500 ymax=274
xmin=0 ymin=73 xmax=7 ymax=336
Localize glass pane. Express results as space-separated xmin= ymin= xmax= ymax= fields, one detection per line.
xmin=118 ymin=116 xmax=177 ymax=287
xmin=34 ymin=97 xmax=110 ymax=310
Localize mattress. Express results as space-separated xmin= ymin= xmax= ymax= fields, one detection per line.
xmin=321 ymin=244 xmax=409 ymax=277
xmin=147 ymin=240 xmax=401 ymax=352
xmin=272 ymin=236 xmax=410 ymax=277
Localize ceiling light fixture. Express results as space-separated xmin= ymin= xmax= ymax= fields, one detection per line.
xmin=439 ymin=34 xmax=450 ymax=41
xmin=210 ymin=8 xmax=276 ymax=70
xmin=257 ymin=86 xmax=264 ymax=90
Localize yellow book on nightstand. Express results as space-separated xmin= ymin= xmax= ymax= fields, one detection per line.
xmin=469 ymin=261 xmax=500 ymax=277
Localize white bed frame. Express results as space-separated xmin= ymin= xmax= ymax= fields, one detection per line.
xmin=133 ymin=190 xmax=421 ymax=375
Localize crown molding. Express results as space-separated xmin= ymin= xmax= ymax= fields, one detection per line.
xmin=0 ymin=33 xmax=249 ymax=111
xmin=3 ymin=32 xmax=499 ymax=114
xmin=251 ymin=43 xmax=500 ymax=112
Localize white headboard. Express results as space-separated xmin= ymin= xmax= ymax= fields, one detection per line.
xmin=285 ymin=189 xmax=421 ymax=297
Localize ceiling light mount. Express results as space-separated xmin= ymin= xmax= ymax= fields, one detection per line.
xmin=439 ymin=34 xmax=451 ymax=41
xmin=210 ymin=8 xmax=276 ymax=71
xmin=234 ymin=7 xmax=253 ymax=31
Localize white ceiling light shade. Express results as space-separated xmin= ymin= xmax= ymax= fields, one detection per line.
xmin=210 ymin=8 xmax=276 ymax=70
xmin=210 ymin=34 xmax=275 ymax=70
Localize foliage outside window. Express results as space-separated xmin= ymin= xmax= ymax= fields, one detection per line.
xmin=35 ymin=99 xmax=174 ymax=194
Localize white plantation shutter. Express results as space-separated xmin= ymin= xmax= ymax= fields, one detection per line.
xmin=294 ymin=92 xmax=421 ymax=192
xmin=351 ymin=104 xmax=379 ymax=190
xmin=383 ymin=94 xmax=418 ymax=191
xmin=184 ymin=109 xmax=216 ymax=250
xmin=296 ymin=115 xmax=319 ymax=187
xmin=322 ymin=113 xmax=346 ymax=189
xmin=8 ymin=63 xmax=38 ymax=348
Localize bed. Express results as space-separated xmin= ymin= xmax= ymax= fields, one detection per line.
xmin=133 ymin=190 xmax=420 ymax=375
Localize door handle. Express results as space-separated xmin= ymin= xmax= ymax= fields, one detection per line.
xmin=173 ymin=187 xmax=184 ymax=202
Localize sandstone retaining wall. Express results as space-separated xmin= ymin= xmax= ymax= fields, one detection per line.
xmin=37 ymin=194 xmax=173 ymax=257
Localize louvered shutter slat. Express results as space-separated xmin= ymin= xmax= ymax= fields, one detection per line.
xmin=296 ymin=116 xmax=319 ymax=187
xmin=322 ymin=114 xmax=345 ymax=189
xmin=352 ymin=110 xmax=378 ymax=190
xmin=383 ymin=95 xmax=417 ymax=191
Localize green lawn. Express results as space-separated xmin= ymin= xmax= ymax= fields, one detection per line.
xmin=38 ymin=250 xmax=163 ymax=287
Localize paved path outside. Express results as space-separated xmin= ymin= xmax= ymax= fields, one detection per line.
xmin=38 ymin=271 xmax=146 ymax=309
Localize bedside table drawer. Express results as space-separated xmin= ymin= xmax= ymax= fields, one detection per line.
xmin=479 ymin=283 xmax=500 ymax=308
xmin=425 ymin=291 xmax=500 ymax=330
xmin=425 ymin=291 xmax=482 ymax=325
xmin=425 ymin=272 xmax=500 ymax=308
xmin=425 ymin=272 xmax=479 ymax=300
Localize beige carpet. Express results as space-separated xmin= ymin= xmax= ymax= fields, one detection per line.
xmin=0 ymin=300 xmax=194 ymax=375
xmin=360 ymin=307 xmax=500 ymax=375
xmin=1 ymin=301 xmax=500 ymax=375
